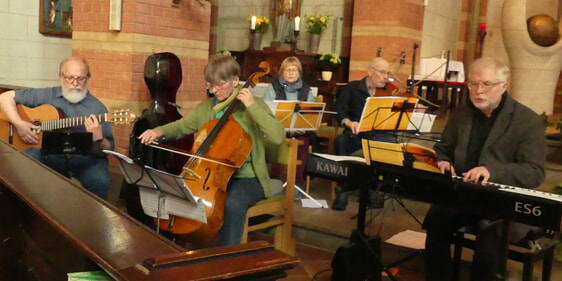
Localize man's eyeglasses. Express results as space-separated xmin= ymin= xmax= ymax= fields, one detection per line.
xmin=370 ymin=67 xmax=392 ymax=77
xmin=61 ymin=74 xmax=88 ymax=84
xmin=467 ymin=81 xmax=505 ymax=90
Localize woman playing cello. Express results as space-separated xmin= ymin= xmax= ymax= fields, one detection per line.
xmin=138 ymin=55 xmax=285 ymax=246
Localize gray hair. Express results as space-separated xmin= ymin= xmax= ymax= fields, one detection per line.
xmin=59 ymin=56 xmax=91 ymax=78
xmin=469 ymin=57 xmax=510 ymax=82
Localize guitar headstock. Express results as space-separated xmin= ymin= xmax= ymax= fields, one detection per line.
xmin=110 ymin=109 xmax=137 ymax=125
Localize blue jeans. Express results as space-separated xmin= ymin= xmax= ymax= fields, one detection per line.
xmin=219 ymin=177 xmax=265 ymax=246
xmin=25 ymin=147 xmax=111 ymax=199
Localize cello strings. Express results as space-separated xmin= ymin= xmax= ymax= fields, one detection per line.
xmin=148 ymin=142 xmax=241 ymax=169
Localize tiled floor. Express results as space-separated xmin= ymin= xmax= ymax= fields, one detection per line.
xmin=263 ymin=159 xmax=562 ymax=281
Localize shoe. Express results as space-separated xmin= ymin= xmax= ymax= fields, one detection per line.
xmin=332 ymin=186 xmax=349 ymax=211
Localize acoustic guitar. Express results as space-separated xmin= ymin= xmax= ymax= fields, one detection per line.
xmin=0 ymin=104 xmax=135 ymax=151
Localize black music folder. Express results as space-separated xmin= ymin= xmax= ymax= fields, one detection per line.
xmin=41 ymin=132 xmax=93 ymax=154
xmin=103 ymin=150 xmax=206 ymax=223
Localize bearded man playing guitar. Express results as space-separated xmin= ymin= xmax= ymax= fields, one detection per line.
xmin=0 ymin=56 xmax=114 ymax=199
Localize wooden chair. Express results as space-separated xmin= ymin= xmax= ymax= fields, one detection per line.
xmin=452 ymin=226 xmax=556 ymax=281
xmin=241 ymin=138 xmax=302 ymax=257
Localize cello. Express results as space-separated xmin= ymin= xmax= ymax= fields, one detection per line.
xmin=154 ymin=61 xmax=271 ymax=239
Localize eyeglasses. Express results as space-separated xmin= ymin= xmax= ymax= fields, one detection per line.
xmin=467 ymin=81 xmax=505 ymax=90
xmin=206 ymin=80 xmax=230 ymax=90
xmin=370 ymin=67 xmax=392 ymax=77
xmin=61 ymin=74 xmax=88 ymax=84
xmin=284 ymin=67 xmax=299 ymax=73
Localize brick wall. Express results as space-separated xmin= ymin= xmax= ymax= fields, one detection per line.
xmin=72 ymin=0 xmax=211 ymax=155
xmin=349 ymin=0 xmax=424 ymax=83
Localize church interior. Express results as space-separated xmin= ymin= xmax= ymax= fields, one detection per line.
xmin=1 ymin=0 xmax=562 ymax=280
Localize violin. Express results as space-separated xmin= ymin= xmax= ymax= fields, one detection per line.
xmin=376 ymin=79 xmax=440 ymax=109
xmin=154 ymin=61 xmax=271 ymax=239
xmin=375 ymin=81 xmax=403 ymax=97
xmin=402 ymin=144 xmax=440 ymax=173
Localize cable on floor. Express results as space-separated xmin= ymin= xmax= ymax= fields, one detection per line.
xmin=311 ymin=268 xmax=333 ymax=281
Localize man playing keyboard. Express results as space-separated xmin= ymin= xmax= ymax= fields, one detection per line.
xmin=423 ymin=57 xmax=546 ymax=281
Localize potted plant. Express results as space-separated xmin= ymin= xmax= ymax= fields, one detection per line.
xmin=318 ymin=52 xmax=341 ymax=81
xmin=304 ymin=12 xmax=332 ymax=53
xmin=304 ymin=13 xmax=331 ymax=35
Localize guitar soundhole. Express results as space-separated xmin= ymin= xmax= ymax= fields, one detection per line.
xmin=32 ymin=121 xmax=42 ymax=133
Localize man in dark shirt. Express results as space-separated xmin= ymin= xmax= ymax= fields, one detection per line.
xmin=423 ymin=57 xmax=546 ymax=281
xmin=331 ymin=57 xmax=398 ymax=210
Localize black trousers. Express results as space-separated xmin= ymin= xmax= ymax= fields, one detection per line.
xmin=334 ymin=129 xmax=395 ymax=156
xmin=423 ymin=205 xmax=507 ymax=281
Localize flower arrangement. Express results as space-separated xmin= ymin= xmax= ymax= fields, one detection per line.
xmin=318 ymin=52 xmax=341 ymax=70
xmin=304 ymin=13 xmax=332 ymax=35
xmin=217 ymin=49 xmax=231 ymax=57
xmin=248 ymin=15 xmax=270 ymax=34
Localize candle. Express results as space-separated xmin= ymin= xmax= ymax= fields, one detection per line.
xmin=479 ymin=23 xmax=486 ymax=33
xmin=250 ymin=16 xmax=256 ymax=30
xmin=294 ymin=16 xmax=300 ymax=31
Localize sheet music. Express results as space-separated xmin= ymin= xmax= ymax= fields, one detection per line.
xmin=139 ymin=188 xmax=207 ymax=223
xmin=312 ymin=152 xmax=366 ymax=163
xmin=268 ymin=100 xmax=326 ymax=131
xmin=406 ymin=112 xmax=436 ymax=133
xmin=358 ymin=97 xmax=421 ymax=132
xmin=103 ymin=150 xmax=207 ymax=224
xmin=385 ymin=230 xmax=426 ymax=250
xmin=104 ymin=150 xmax=155 ymax=188
xmin=361 ymin=140 xmax=440 ymax=173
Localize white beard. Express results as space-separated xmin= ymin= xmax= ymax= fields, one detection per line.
xmin=62 ymin=86 xmax=87 ymax=104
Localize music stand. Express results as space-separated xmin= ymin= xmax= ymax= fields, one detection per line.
xmin=360 ymin=138 xmax=444 ymax=277
xmin=41 ymin=131 xmax=93 ymax=178
xmin=268 ymin=100 xmax=330 ymax=206
xmin=358 ymin=96 xmax=436 ymax=134
xmin=103 ymin=150 xmax=207 ymax=233
xmin=269 ymin=100 xmax=327 ymax=131
xmin=337 ymin=103 xmax=438 ymax=281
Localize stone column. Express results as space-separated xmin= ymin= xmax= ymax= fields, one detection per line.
xmin=502 ymin=0 xmax=562 ymax=115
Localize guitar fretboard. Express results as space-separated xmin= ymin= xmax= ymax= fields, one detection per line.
xmin=38 ymin=110 xmax=132 ymax=131
xmin=40 ymin=114 xmax=109 ymax=131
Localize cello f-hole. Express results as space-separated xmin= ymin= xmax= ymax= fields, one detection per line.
xmin=203 ymin=168 xmax=212 ymax=191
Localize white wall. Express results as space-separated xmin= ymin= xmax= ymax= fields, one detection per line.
xmin=420 ymin=0 xmax=462 ymax=61
xmin=0 ymin=0 xmax=72 ymax=88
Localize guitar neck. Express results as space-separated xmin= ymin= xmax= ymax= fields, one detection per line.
xmin=40 ymin=113 xmax=109 ymax=131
